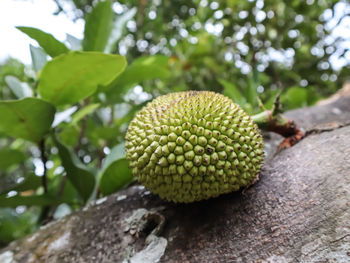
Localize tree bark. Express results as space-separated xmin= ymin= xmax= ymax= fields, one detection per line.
xmin=1 ymin=95 xmax=350 ymax=263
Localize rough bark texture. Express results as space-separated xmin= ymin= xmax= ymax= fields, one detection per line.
xmin=1 ymin=95 xmax=350 ymax=263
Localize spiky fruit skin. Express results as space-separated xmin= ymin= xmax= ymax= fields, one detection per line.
xmin=125 ymin=91 xmax=264 ymax=203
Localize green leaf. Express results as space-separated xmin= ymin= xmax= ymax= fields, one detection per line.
xmin=38 ymin=52 xmax=127 ymax=106
xmin=5 ymin=76 xmax=33 ymax=98
xmin=16 ymin=26 xmax=69 ymax=57
xmin=71 ymin=103 xmax=100 ymax=125
xmin=53 ymin=136 xmax=95 ymax=202
xmin=30 ymin=44 xmax=48 ymax=72
xmin=0 ymin=174 xmax=41 ymax=195
xmin=99 ymin=143 xmax=133 ymax=195
xmin=83 ymin=0 xmax=113 ymax=52
xmin=0 ymin=98 xmax=56 ymax=142
xmin=0 ymin=195 xmax=66 ymax=207
xmin=106 ymin=55 xmax=170 ymax=92
xmin=219 ymin=79 xmax=246 ymax=106
xmin=0 ymin=149 xmax=26 ymax=171
xmin=105 ymin=7 xmax=137 ymax=52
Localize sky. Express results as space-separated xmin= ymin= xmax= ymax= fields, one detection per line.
xmin=0 ymin=0 xmax=84 ymax=64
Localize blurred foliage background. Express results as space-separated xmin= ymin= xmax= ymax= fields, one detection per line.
xmin=0 ymin=0 xmax=349 ymax=247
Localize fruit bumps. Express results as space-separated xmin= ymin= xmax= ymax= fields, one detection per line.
xmin=125 ymin=91 xmax=264 ymax=203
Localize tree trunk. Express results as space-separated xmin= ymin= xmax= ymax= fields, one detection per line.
xmin=1 ymin=95 xmax=350 ymax=263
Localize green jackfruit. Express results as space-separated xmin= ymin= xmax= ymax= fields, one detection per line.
xmin=125 ymin=91 xmax=264 ymax=203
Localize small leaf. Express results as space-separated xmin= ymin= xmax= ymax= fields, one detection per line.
xmin=30 ymin=44 xmax=48 ymax=72
xmin=83 ymin=0 xmax=113 ymax=52
xmin=38 ymin=52 xmax=127 ymax=106
xmin=53 ymin=136 xmax=95 ymax=202
xmin=0 ymin=98 xmax=56 ymax=142
xmin=52 ymin=106 xmax=78 ymax=127
xmin=5 ymin=76 xmax=33 ymax=98
xmin=0 ymin=194 xmax=66 ymax=207
xmin=66 ymin=34 xmax=82 ymax=50
xmin=0 ymin=148 xmax=26 ymax=171
xmin=99 ymin=142 xmax=133 ymax=195
xmin=105 ymin=7 xmax=137 ymax=52
xmin=0 ymin=174 xmax=41 ymax=195
xmin=71 ymin=103 xmax=100 ymax=125
xmin=16 ymin=26 xmax=69 ymax=57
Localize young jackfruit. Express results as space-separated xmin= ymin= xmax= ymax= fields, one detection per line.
xmin=125 ymin=91 xmax=264 ymax=203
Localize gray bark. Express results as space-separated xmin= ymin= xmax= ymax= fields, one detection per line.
xmin=1 ymin=95 xmax=350 ymax=263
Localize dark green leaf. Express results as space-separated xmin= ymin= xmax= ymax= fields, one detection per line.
xmin=5 ymin=76 xmax=33 ymax=98
xmin=83 ymin=0 xmax=113 ymax=52
xmin=30 ymin=44 xmax=47 ymax=72
xmin=0 ymin=98 xmax=56 ymax=142
xmin=0 ymin=174 xmax=41 ymax=195
xmin=38 ymin=52 xmax=127 ymax=106
xmin=99 ymin=143 xmax=133 ymax=195
xmin=16 ymin=26 xmax=69 ymax=57
xmin=0 ymin=149 xmax=26 ymax=171
xmin=0 ymin=195 xmax=66 ymax=207
xmin=53 ymin=136 xmax=95 ymax=202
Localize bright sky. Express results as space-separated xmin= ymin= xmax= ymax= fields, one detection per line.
xmin=0 ymin=0 xmax=84 ymax=64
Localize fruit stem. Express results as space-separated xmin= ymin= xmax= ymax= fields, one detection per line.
xmin=251 ymin=94 xmax=304 ymax=150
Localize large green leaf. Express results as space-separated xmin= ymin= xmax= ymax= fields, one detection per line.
xmin=99 ymin=143 xmax=133 ymax=195
xmin=38 ymin=52 xmax=127 ymax=106
xmin=53 ymin=136 xmax=95 ymax=202
xmin=0 ymin=149 xmax=26 ymax=171
xmin=83 ymin=0 xmax=113 ymax=52
xmin=16 ymin=26 xmax=69 ymax=57
xmin=0 ymin=98 xmax=56 ymax=142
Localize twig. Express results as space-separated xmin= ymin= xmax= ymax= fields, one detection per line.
xmin=38 ymin=138 xmax=51 ymax=224
xmin=39 ymin=139 xmax=48 ymax=193
xmin=251 ymin=95 xmax=304 ymax=150
xmin=74 ymin=98 xmax=90 ymax=153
